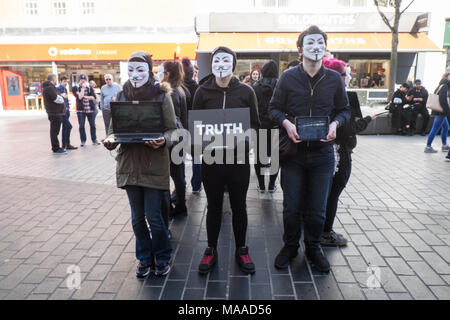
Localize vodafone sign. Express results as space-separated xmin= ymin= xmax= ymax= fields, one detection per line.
xmin=48 ymin=46 xmax=93 ymax=57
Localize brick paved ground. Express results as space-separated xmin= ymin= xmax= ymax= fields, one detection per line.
xmin=0 ymin=111 xmax=449 ymax=300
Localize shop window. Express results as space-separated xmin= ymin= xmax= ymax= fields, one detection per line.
xmin=337 ymin=0 xmax=367 ymax=6
xmin=235 ymin=59 xmax=271 ymax=83
xmin=24 ymin=0 xmax=38 ymax=15
xmin=347 ymin=59 xmax=390 ymax=89
xmin=254 ymin=0 xmax=290 ymax=7
xmin=82 ymin=1 xmax=95 ymax=15
xmin=53 ymin=1 xmax=67 ymax=15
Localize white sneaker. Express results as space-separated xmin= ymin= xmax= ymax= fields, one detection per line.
xmin=424 ymin=146 xmax=438 ymax=153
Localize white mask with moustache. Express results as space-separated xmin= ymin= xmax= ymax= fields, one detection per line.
xmin=302 ymin=34 xmax=326 ymax=62
xmin=128 ymin=62 xmax=149 ymax=88
xmin=212 ymin=52 xmax=233 ymax=78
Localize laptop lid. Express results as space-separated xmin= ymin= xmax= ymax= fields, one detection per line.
xmin=110 ymin=101 xmax=164 ymax=135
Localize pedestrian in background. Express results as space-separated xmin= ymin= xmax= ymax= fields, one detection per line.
xmin=43 ymin=74 xmax=66 ymax=154
xmin=89 ymin=80 xmax=100 ymax=121
xmin=248 ymin=69 xmax=260 ymax=87
xmin=424 ymin=72 xmax=450 ymax=153
xmin=407 ymin=79 xmax=430 ymax=136
xmin=100 ymin=74 xmax=121 ymax=136
xmin=253 ymin=60 xmax=279 ymax=193
xmin=389 ymin=83 xmax=411 ymax=135
xmin=103 ymin=51 xmax=177 ymax=278
xmin=163 ymin=60 xmax=188 ymax=217
xmin=56 ymin=76 xmax=77 ymax=150
xmin=72 ymin=74 xmax=100 ymax=146
xmin=182 ymin=57 xmax=203 ymax=194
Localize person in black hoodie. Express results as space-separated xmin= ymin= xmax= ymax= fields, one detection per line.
xmin=193 ymin=46 xmax=260 ymax=275
xmin=182 ymin=57 xmax=203 ymax=194
xmin=321 ymin=57 xmax=376 ymax=247
xmin=43 ymin=74 xmax=67 ymax=154
xmin=253 ymin=60 xmax=279 ymax=193
xmin=269 ymin=26 xmax=350 ymax=273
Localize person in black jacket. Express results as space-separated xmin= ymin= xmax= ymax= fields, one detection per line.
xmin=407 ymin=79 xmax=430 ymax=135
xmin=321 ymin=57 xmax=376 ymax=247
xmin=389 ymin=83 xmax=411 ymax=135
xmin=193 ymin=46 xmax=260 ymax=275
xmin=181 ymin=57 xmax=203 ymax=194
xmin=43 ymin=74 xmax=67 ymax=154
xmin=253 ymin=60 xmax=279 ymax=193
xmin=269 ymin=26 xmax=350 ymax=273
xmin=163 ymin=60 xmax=188 ymax=217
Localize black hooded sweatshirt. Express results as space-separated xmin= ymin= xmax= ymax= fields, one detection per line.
xmin=43 ymin=81 xmax=65 ymax=115
xmin=253 ymin=60 xmax=278 ymax=128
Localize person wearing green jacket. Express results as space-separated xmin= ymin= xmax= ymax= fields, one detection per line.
xmin=103 ymin=52 xmax=177 ymax=278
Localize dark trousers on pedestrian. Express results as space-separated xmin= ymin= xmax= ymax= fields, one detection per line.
xmin=170 ymin=161 xmax=186 ymax=212
xmin=411 ymin=104 xmax=430 ymax=134
xmin=324 ymin=148 xmax=352 ymax=233
xmin=77 ymin=112 xmax=97 ymax=143
xmin=191 ymin=160 xmax=202 ymax=192
xmin=102 ymin=109 xmax=112 ymax=136
xmin=47 ymin=113 xmax=62 ymax=152
xmin=254 ymin=128 xmax=279 ymax=188
xmin=280 ymin=146 xmax=335 ymax=250
xmin=202 ymin=163 xmax=250 ymax=249
xmin=61 ymin=109 xmax=72 ymax=147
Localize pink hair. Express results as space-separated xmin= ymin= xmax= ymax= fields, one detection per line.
xmin=322 ymin=57 xmax=347 ymax=75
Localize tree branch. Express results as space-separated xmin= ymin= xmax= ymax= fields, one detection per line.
xmin=400 ymin=0 xmax=415 ymax=15
xmin=374 ymin=0 xmax=395 ymax=32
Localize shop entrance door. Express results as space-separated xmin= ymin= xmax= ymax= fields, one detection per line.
xmin=0 ymin=70 xmax=25 ymax=110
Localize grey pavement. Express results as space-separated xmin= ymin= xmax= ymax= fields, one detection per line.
xmin=0 ymin=111 xmax=449 ymax=300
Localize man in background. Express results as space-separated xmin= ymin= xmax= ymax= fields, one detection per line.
xmin=57 ymin=76 xmax=77 ymax=150
xmin=407 ymin=79 xmax=429 ymax=136
xmin=43 ymin=74 xmax=66 ymax=154
xmin=100 ymin=74 xmax=121 ymax=136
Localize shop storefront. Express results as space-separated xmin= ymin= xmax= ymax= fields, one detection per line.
xmin=195 ymin=12 xmax=441 ymax=105
xmin=0 ymin=42 xmax=196 ymax=110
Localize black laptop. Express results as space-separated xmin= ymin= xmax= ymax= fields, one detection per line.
xmin=104 ymin=101 xmax=164 ymax=143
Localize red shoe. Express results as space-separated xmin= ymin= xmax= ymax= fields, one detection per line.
xmin=198 ymin=247 xmax=217 ymax=275
xmin=236 ymin=246 xmax=255 ymax=274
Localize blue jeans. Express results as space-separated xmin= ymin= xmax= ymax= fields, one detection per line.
xmin=77 ymin=112 xmax=97 ymax=143
xmin=280 ymin=146 xmax=335 ymax=250
xmin=191 ymin=156 xmax=202 ymax=191
xmin=125 ymin=186 xmax=172 ymax=265
xmin=61 ymin=109 xmax=72 ymax=146
xmin=426 ymin=115 xmax=449 ymax=147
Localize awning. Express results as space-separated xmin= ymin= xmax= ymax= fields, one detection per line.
xmin=197 ymin=32 xmax=441 ymax=53
xmin=0 ymin=42 xmax=197 ymax=61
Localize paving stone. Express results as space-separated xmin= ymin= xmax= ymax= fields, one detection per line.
xmin=360 ymin=247 xmax=387 ymax=267
xmin=432 ymin=246 xmax=450 ymax=264
xmin=229 ymin=277 xmax=250 ymax=300
xmin=408 ymin=261 xmax=445 ymax=285
xmin=429 ymin=286 xmax=450 ymax=300
xmin=271 ymin=275 xmax=294 ymax=295
xmin=363 ymin=288 xmax=389 ymax=300
xmin=71 ymin=281 xmax=102 ymax=300
xmin=98 ymin=272 xmax=127 ymax=293
xmin=379 ymin=229 xmax=409 ymax=247
xmin=388 ymin=292 xmax=413 ymax=300
xmin=418 ymin=252 xmax=450 ymax=275
xmin=386 ymin=258 xmax=415 ymax=276
xmin=338 ymin=283 xmax=365 ymax=300
xmin=373 ymin=242 xmax=399 ymax=258
xmin=314 ymin=275 xmax=343 ymax=300
xmin=332 ymin=266 xmax=357 ymax=283
xmin=346 ymin=256 xmax=368 ymax=272
xmin=139 ymin=285 xmax=162 ymax=300
xmin=32 ymin=278 xmax=63 ymax=294
xmin=161 ymin=281 xmax=185 ymax=300
xmin=183 ymin=288 xmax=205 ymax=300
xmin=48 ymin=288 xmax=75 ymax=300
xmin=399 ymin=276 xmax=436 ymax=300
xmin=206 ymin=281 xmax=227 ymax=299
xmin=251 ymin=284 xmax=272 ymax=300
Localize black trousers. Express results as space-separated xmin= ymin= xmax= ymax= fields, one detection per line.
xmin=170 ymin=161 xmax=186 ymax=211
xmin=47 ymin=114 xmax=62 ymax=152
xmin=254 ymin=128 xmax=279 ymax=188
xmin=324 ymin=149 xmax=352 ymax=233
xmin=411 ymin=104 xmax=430 ymax=133
xmin=202 ymin=163 xmax=250 ymax=248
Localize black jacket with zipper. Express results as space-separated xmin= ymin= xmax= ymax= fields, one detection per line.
xmin=269 ymin=64 xmax=350 ymax=149
xmin=42 ymin=81 xmax=65 ymax=116
xmin=192 ymin=75 xmax=260 ymax=161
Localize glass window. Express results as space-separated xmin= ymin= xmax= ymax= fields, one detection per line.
xmin=0 ymin=63 xmax=53 ymax=96
xmin=82 ymin=1 xmax=95 ymax=15
xmin=235 ymin=59 xmax=270 ymax=83
xmin=254 ymin=0 xmax=290 ymax=7
xmin=24 ymin=0 xmax=38 ymax=15
xmin=53 ymin=1 xmax=67 ymax=15
xmin=347 ymin=59 xmax=390 ymax=89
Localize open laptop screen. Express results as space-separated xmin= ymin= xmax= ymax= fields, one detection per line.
xmin=111 ymin=101 xmax=164 ymax=134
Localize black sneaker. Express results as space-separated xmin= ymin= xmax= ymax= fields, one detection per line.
xmin=268 ymin=184 xmax=277 ymax=193
xmin=305 ymin=248 xmax=330 ymax=273
xmin=321 ymin=230 xmax=348 ymax=247
xmin=80 ymin=141 xmax=86 ymax=147
xmin=198 ymin=247 xmax=217 ymax=275
xmin=155 ymin=262 xmax=171 ymax=276
xmin=53 ymin=148 xmax=67 ymax=155
xmin=66 ymin=144 xmax=78 ymax=150
xmin=136 ymin=262 xmax=152 ymax=278
xmin=235 ymin=246 xmax=255 ymax=274
xmin=257 ymin=185 xmax=265 ymax=193
xmin=274 ymin=245 xmax=298 ymax=269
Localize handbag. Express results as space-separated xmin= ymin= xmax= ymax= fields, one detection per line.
xmin=426 ymin=85 xmax=444 ymax=113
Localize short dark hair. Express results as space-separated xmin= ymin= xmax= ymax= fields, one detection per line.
xmin=60 ymin=76 xmax=68 ymax=81
xmin=287 ymin=60 xmax=300 ymax=69
xmin=414 ymin=79 xmax=421 ymax=84
xmin=401 ymin=83 xmax=410 ymax=89
xmin=47 ymin=74 xmax=56 ymax=81
xmin=297 ymin=25 xmax=328 ymax=50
